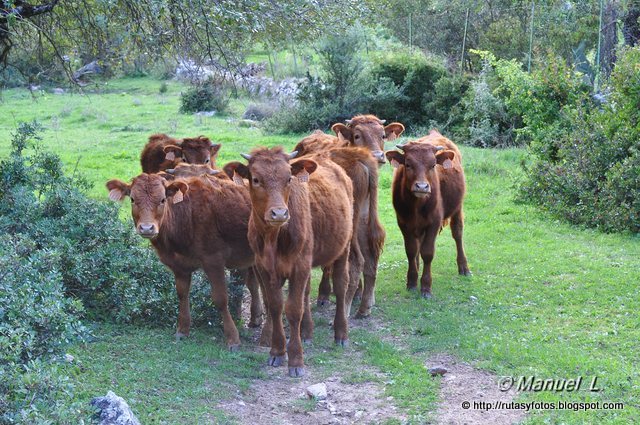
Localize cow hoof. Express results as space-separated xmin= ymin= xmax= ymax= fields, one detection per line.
xmin=175 ymin=332 xmax=188 ymax=341
xmin=288 ymin=367 xmax=305 ymax=378
xmin=303 ymin=338 xmax=313 ymax=345
xmin=406 ymin=286 xmax=418 ymax=292
xmin=228 ymin=344 xmax=240 ymax=353
xmin=460 ymin=270 xmax=472 ymax=277
xmin=421 ymin=292 xmax=433 ymax=299
xmin=355 ymin=310 xmax=371 ymax=319
xmin=352 ymin=294 xmax=362 ymax=303
xmin=268 ymin=355 xmax=286 ymax=367
xmin=316 ymin=297 xmax=329 ymax=307
xmin=335 ymin=338 xmax=349 ymax=348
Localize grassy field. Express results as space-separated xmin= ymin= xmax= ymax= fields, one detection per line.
xmin=1 ymin=77 xmax=638 ymax=424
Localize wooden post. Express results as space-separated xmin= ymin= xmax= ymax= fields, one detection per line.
xmin=460 ymin=8 xmax=470 ymax=74
xmin=528 ymin=2 xmax=535 ymax=72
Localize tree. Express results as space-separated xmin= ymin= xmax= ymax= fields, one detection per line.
xmin=1 ymin=0 xmax=367 ymax=85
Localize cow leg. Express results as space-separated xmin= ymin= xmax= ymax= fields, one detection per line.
xmin=345 ymin=235 xmax=364 ymax=316
xmin=286 ymin=269 xmax=309 ymax=377
xmin=355 ymin=238 xmax=375 ymax=318
xmin=301 ymin=277 xmax=314 ymax=344
xmin=265 ymin=277 xmax=286 ymax=366
xmin=245 ymin=268 xmax=264 ymax=328
xmin=353 ymin=278 xmax=363 ymax=302
xmin=419 ymin=227 xmax=439 ymax=299
xmin=317 ymin=266 xmax=333 ymax=307
xmin=256 ymin=274 xmax=273 ymax=347
xmin=450 ymin=210 xmax=471 ymax=276
xmin=331 ymin=247 xmax=350 ymax=347
xmin=401 ymin=228 xmax=420 ymax=290
xmin=174 ymin=271 xmax=192 ymax=339
xmin=203 ymin=264 xmax=241 ymax=350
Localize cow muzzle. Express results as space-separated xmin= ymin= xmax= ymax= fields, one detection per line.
xmin=267 ymin=207 xmax=289 ymax=226
xmin=412 ymin=182 xmax=431 ymax=198
xmin=137 ymin=222 xmax=158 ymax=238
xmin=372 ymin=150 xmax=386 ymax=164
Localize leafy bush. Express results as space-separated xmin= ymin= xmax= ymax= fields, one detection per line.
xmin=462 ymin=62 xmax=517 ymax=147
xmin=180 ymin=79 xmax=230 ymax=114
xmin=243 ymin=102 xmax=278 ymax=121
xmin=518 ymin=47 xmax=640 ymax=232
xmin=0 ymin=122 xmax=234 ymax=422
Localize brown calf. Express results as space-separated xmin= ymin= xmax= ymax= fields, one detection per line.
xmin=227 ymin=147 xmax=353 ymax=377
xmin=385 ymin=130 xmax=471 ymax=298
xmin=140 ymin=133 xmax=221 ymax=173
xmin=106 ymin=172 xmax=263 ymax=348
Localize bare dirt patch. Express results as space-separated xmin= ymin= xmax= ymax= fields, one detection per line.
xmin=222 ymin=295 xmax=407 ymax=424
xmin=426 ymin=353 xmax=526 ymax=425
xmin=218 ymin=362 xmax=406 ymax=425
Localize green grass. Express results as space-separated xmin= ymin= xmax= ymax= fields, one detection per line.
xmin=1 ymin=77 xmax=638 ymax=423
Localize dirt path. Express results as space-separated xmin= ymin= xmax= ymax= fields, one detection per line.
xmin=227 ymin=292 xmax=525 ymax=424
xmin=426 ymin=353 xmax=526 ymax=425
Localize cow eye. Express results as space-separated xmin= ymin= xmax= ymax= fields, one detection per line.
xmin=288 ymin=176 xmax=293 ymax=184
xmin=130 ymin=198 xmax=135 ymax=204
xmin=382 ymin=133 xmax=387 ymax=139
xmin=252 ymin=178 xmax=259 ymax=185
xmin=205 ymin=158 xmax=210 ymax=164
xmin=354 ymin=134 xmax=361 ymax=139
xmin=405 ymin=164 xmax=412 ymax=169
xmin=161 ymin=198 xmax=166 ymax=204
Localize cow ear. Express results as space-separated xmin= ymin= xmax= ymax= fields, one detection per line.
xmin=385 ymin=151 xmax=405 ymax=168
xmin=291 ymin=159 xmax=317 ymax=182
xmin=331 ymin=123 xmax=353 ymax=142
xmin=165 ymin=181 xmax=189 ymax=204
xmin=163 ymin=145 xmax=182 ymax=161
xmin=436 ymin=150 xmax=455 ymax=169
xmin=106 ymin=179 xmax=130 ymax=201
xmin=384 ymin=123 xmax=405 ymax=141
xmin=158 ymin=171 xmax=175 ymax=181
xmin=210 ymin=143 xmax=221 ymax=157
xmin=223 ymin=161 xmax=250 ymax=185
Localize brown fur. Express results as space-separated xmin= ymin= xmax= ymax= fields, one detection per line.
xmin=159 ymin=163 xmax=228 ymax=181
xmin=105 ymin=173 xmax=263 ymax=348
xmin=140 ymin=134 xmax=221 ymax=173
xmin=385 ymin=131 xmax=471 ymax=298
xmin=300 ymin=148 xmax=384 ymax=318
xmin=227 ymin=147 xmax=353 ymax=377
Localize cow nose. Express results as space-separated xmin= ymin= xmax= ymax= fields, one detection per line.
xmin=414 ymin=182 xmax=430 ymax=192
xmin=138 ymin=223 xmax=156 ymax=234
xmin=373 ymin=150 xmax=386 ymax=163
xmin=270 ymin=208 xmax=289 ymax=221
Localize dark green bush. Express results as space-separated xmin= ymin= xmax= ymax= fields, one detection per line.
xmin=518 ymin=47 xmax=640 ymax=232
xmin=180 ymin=79 xmax=230 ymax=114
xmin=0 ymin=122 xmax=228 ymax=422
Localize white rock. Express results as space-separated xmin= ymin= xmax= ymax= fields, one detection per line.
xmin=64 ymin=353 xmax=74 ymax=363
xmin=306 ymin=383 xmax=328 ymax=400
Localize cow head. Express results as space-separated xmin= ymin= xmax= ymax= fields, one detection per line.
xmin=163 ymin=136 xmax=221 ymax=166
xmin=226 ymin=147 xmax=317 ymax=227
xmin=161 ymin=163 xmax=221 ymax=181
xmin=385 ymin=142 xmax=455 ymax=199
xmin=106 ymin=174 xmax=189 ymax=239
xmin=332 ymin=115 xmax=405 ymax=165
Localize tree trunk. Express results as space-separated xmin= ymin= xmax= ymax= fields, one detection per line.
xmin=601 ymin=1 xmax=619 ymax=78
xmin=623 ymin=0 xmax=640 ymax=46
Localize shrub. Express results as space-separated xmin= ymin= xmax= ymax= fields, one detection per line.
xmin=518 ymin=47 xmax=640 ymax=232
xmin=159 ymin=82 xmax=168 ymax=94
xmin=243 ymin=102 xmax=278 ymax=121
xmin=180 ymin=79 xmax=230 ymax=114
xmin=0 ymin=122 xmax=235 ymax=421
xmin=462 ymin=62 xmax=517 ymax=147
